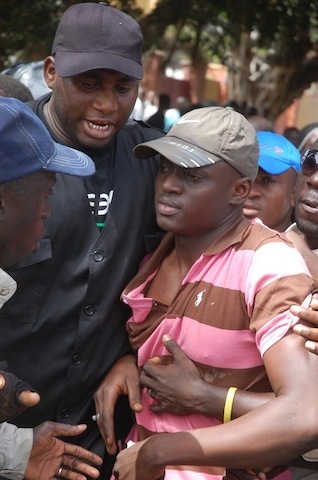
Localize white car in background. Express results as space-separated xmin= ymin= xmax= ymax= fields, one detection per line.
xmin=2 ymin=60 xmax=51 ymax=98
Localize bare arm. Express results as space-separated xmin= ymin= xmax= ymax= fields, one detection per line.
xmin=292 ymin=293 xmax=318 ymax=353
xmin=113 ymin=332 xmax=318 ymax=480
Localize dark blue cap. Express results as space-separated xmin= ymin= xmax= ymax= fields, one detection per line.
xmin=0 ymin=97 xmax=95 ymax=183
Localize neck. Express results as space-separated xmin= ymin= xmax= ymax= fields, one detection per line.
xmin=43 ymin=102 xmax=76 ymax=148
xmin=305 ymin=235 xmax=318 ymax=251
xmin=174 ymin=213 xmax=244 ymax=268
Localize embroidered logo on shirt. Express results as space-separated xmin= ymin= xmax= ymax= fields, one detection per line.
xmin=194 ymin=289 xmax=206 ymax=307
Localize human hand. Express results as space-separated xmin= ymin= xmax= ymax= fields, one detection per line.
xmin=292 ymin=291 xmax=318 ymax=353
xmin=24 ymin=422 xmax=103 ymax=480
xmin=0 ymin=370 xmax=40 ymax=422
xmin=93 ymin=354 xmax=142 ymax=455
xmin=223 ymin=466 xmax=286 ymax=480
xmin=112 ymin=438 xmax=165 ymax=480
xmin=140 ymin=334 xmax=206 ymax=415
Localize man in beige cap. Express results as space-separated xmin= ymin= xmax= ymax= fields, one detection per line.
xmin=111 ymin=106 xmax=318 ymax=480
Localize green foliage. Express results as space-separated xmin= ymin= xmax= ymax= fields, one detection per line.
xmin=1 ymin=0 xmax=318 ymax=117
xmin=0 ymin=0 xmax=142 ymax=69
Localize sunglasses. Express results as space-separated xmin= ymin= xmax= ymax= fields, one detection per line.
xmin=301 ymin=148 xmax=318 ymax=176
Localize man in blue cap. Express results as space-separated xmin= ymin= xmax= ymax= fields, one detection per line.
xmin=243 ymin=130 xmax=301 ymax=231
xmin=0 ymin=97 xmax=102 ymax=480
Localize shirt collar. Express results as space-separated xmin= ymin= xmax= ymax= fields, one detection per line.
xmin=0 ymin=269 xmax=17 ymax=309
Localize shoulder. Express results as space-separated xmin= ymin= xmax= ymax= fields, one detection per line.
xmin=120 ymin=119 xmax=165 ymax=143
xmin=26 ymin=93 xmax=51 ymax=115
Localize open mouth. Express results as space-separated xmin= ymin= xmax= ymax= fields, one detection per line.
xmin=88 ymin=121 xmax=110 ymax=132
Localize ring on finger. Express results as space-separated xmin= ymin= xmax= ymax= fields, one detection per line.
xmin=57 ymin=466 xmax=63 ymax=477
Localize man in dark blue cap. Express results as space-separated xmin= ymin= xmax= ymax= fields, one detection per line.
xmin=0 ymin=97 xmax=102 ymax=480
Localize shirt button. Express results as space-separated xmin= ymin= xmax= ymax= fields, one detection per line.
xmin=93 ymin=250 xmax=104 ymax=262
xmin=72 ymin=354 xmax=81 ymax=365
xmin=61 ymin=408 xmax=70 ymax=418
xmin=0 ymin=289 xmax=10 ymax=296
xmin=84 ymin=304 xmax=94 ymax=316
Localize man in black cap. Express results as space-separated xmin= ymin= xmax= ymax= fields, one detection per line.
xmin=0 ymin=3 xmax=163 ymax=478
xmin=0 ymin=97 xmax=102 ymax=480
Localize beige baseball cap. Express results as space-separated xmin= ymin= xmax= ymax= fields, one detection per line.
xmin=134 ymin=106 xmax=259 ymax=180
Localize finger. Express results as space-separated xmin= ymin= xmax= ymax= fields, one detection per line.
xmin=96 ymin=392 xmax=117 ymax=455
xmin=311 ymin=292 xmax=318 ymax=310
xmin=162 ymin=334 xmax=186 ymax=361
xmin=59 ymin=457 xmax=101 ymax=479
xmin=140 ymin=369 xmax=156 ymax=387
xmin=149 ymin=403 xmax=165 ymax=413
xmin=293 ymin=323 xmax=318 ymax=342
xmin=146 ymin=356 xmax=163 ymax=366
xmin=304 ymin=341 xmax=318 ymax=353
xmin=51 ymin=423 xmax=88 ymax=438
xmin=63 ymin=444 xmax=103 ymax=467
xmin=0 ymin=374 xmax=5 ymax=390
xmin=291 ymin=304 xmax=318 ymax=326
xmin=123 ymin=364 xmax=143 ymax=413
xmin=18 ymin=390 xmax=41 ymax=407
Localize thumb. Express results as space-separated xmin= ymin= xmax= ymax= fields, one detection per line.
xmin=162 ymin=334 xmax=185 ymax=360
xmin=18 ymin=390 xmax=41 ymax=407
xmin=48 ymin=423 xmax=88 ymax=438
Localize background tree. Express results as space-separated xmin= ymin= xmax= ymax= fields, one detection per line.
xmin=140 ymin=0 xmax=318 ymax=121
xmin=0 ymin=0 xmax=142 ymax=69
xmin=1 ymin=0 xmax=317 ymax=121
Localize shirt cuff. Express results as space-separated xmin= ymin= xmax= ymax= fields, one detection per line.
xmin=0 ymin=422 xmax=33 ymax=479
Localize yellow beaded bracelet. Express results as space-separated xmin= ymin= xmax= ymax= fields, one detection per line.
xmin=223 ymin=387 xmax=238 ymax=423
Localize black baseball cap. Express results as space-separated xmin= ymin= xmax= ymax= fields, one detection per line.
xmin=52 ymin=2 xmax=143 ymax=79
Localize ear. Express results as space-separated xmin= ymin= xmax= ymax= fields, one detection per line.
xmin=43 ymin=56 xmax=56 ymax=89
xmin=230 ymin=177 xmax=252 ymax=206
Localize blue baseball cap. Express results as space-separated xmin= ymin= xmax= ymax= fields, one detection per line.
xmin=0 ymin=97 xmax=95 ymax=184
xmin=257 ymin=130 xmax=301 ymax=175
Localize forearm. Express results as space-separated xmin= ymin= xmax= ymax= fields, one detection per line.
xmin=0 ymin=422 xmax=33 ymax=480
xmin=143 ymin=400 xmax=318 ymax=471
xmin=192 ymin=382 xmax=273 ymax=420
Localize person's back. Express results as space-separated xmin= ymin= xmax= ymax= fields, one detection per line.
xmin=0 ymin=3 xmax=164 ymax=477
xmin=146 ymin=93 xmax=171 ymax=130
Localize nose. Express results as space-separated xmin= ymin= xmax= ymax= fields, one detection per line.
xmin=160 ymin=169 xmax=183 ymax=193
xmin=93 ymin=90 xmax=118 ymax=114
xmin=42 ymin=203 xmax=52 ymax=220
xmin=307 ymin=170 xmax=318 ymax=189
xmin=247 ymin=178 xmax=262 ymax=198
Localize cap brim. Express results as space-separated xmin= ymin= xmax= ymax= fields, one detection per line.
xmin=54 ymin=51 xmax=143 ymax=80
xmin=258 ymin=155 xmax=293 ymax=175
xmin=134 ymin=136 xmax=221 ymax=168
xmin=46 ymin=143 xmax=96 ymax=176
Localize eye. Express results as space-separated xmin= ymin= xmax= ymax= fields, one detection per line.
xmin=79 ymin=79 xmax=98 ymax=89
xmin=260 ymin=175 xmax=276 ymax=185
xmin=159 ymin=160 xmax=172 ymax=174
xmin=184 ymin=170 xmax=202 ymax=182
xmin=116 ymin=84 xmax=133 ymax=94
